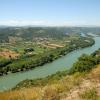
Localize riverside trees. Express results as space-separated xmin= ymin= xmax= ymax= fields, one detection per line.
xmin=69 ymin=49 xmax=100 ymax=74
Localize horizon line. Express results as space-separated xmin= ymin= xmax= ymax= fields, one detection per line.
xmin=0 ymin=25 xmax=100 ymax=27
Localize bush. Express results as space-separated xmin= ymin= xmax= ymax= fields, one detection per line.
xmin=69 ymin=53 xmax=100 ymax=74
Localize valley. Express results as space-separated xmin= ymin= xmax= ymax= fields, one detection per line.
xmin=0 ymin=27 xmax=100 ymax=92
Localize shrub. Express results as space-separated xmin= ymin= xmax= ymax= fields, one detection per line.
xmin=79 ymin=88 xmax=99 ymax=100
xmin=69 ymin=54 xmax=99 ymax=74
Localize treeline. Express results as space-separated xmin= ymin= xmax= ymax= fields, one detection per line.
xmin=0 ymin=37 xmax=95 ymax=76
xmin=0 ymin=59 xmax=12 ymax=68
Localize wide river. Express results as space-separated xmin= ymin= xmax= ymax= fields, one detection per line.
xmin=0 ymin=36 xmax=100 ymax=91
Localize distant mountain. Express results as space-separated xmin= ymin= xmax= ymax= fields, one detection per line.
xmin=0 ymin=27 xmax=100 ymax=43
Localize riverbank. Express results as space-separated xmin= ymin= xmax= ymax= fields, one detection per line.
xmin=11 ymin=49 xmax=99 ymax=100
xmin=0 ymin=37 xmax=99 ymax=91
xmin=14 ymin=48 xmax=100 ymax=89
xmin=0 ymin=59 xmax=100 ymax=100
xmin=0 ymin=37 xmax=94 ymax=76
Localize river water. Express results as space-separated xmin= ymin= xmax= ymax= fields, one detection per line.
xmin=0 ymin=36 xmax=100 ymax=91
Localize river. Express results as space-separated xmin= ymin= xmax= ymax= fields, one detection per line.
xmin=0 ymin=36 xmax=100 ymax=91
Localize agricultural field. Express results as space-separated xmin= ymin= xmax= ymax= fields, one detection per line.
xmin=0 ymin=27 xmax=96 ymax=76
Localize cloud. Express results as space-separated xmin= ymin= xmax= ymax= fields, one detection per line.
xmin=0 ymin=20 xmax=46 ymax=26
xmin=0 ymin=20 xmax=72 ymax=26
xmin=0 ymin=20 xmax=81 ymax=26
xmin=0 ymin=20 xmax=100 ymax=26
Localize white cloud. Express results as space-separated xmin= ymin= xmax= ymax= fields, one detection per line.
xmin=0 ymin=20 xmax=81 ymax=26
xmin=0 ymin=20 xmax=73 ymax=26
xmin=0 ymin=20 xmax=46 ymax=26
xmin=0 ymin=20 xmax=100 ymax=26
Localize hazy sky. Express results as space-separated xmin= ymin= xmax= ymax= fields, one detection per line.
xmin=0 ymin=0 xmax=100 ymax=26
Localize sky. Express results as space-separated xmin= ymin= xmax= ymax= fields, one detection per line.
xmin=0 ymin=0 xmax=100 ymax=26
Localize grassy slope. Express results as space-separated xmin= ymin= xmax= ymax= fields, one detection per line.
xmin=0 ymin=64 xmax=100 ymax=100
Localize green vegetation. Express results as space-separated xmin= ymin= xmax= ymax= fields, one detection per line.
xmin=0 ymin=65 xmax=99 ymax=100
xmin=0 ymin=27 xmax=100 ymax=99
xmin=0 ymin=36 xmax=94 ymax=76
xmin=14 ymin=49 xmax=100 ymax=89
xmin=69 ymin=48 xmax=100 ymax=74
xmin=0 ymin=27 xmax=99 ymax=77
xmin=0 ymin=27 xmax=100 ymax=42
xmin=0 ymin=49 xmax=100 ymax=100
xmin=14 ymin=70 xmax=68 ymax=89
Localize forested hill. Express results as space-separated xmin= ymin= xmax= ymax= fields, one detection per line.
xmin=0 ymin=27 xmax=67 ymax=42
xmin=0 ymin=27 xmax=100 ymax=42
